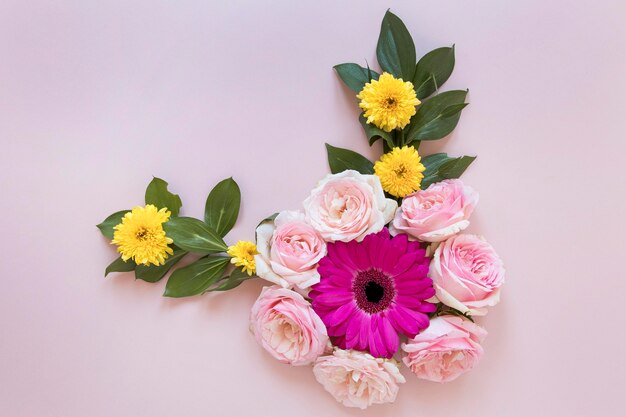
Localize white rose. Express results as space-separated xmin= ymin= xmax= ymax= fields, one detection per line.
xmin=303 ymin=170 xmax=397 ymax=242
xmin=313 ymin=349 xmax=405 ymax=409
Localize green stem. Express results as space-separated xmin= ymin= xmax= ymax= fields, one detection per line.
xmin=396 ymin=129 xmax=405 ymax=147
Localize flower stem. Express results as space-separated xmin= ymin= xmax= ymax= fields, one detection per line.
xmin=395 ymin=129 xmax=405 ymax=147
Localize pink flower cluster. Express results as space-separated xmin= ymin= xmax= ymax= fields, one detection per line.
xmin=250 ymin=172 xmax=505 ymax=409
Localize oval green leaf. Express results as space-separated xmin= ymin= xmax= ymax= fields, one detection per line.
xmin=406 ymin=90 xmax=468 ymax=142
xmin=204 ymin=177 xmax=240 ymax=237
xmin=145 ymin=177 xmax=182 ymax=216
xmin=334 ymin=63 xmax=380 ymax=93
xmin=325 ymin=143 xmax=374 ymax=175
xmin=376 ymin=10 xmax=416 ymax=80
xmin=134 ymin=248 xmax=188 ymax=283
xmin=97 ymin=210 xmax=130 ymax=239
xmin=163 ymin=256 xmax=231 ymax=297
xmin=421 ymin=153 xmax=476 ymax=188
xmin=413 ymin=46 xmax=456 ymax=99
xmin=210 ymin=268 xmax=252 ymax=292
xmin=105 ymin=256 xmax=136 ymax=276
xmin=359 ymin=114 xmax=395 ymax=148
xmin=438 ymin=155 xmax=476 ymax=178
xmin=163 ymin=217 xmax=228 ymax=254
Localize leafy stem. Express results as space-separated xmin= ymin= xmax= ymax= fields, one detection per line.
xmin=394 ymin=128 xmax=406 ymax=147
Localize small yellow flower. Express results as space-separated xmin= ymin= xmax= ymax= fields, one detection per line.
xmin=111 ymin=205 xmax=174 ymax=266
xmin=357 ymin=72 xmax=420 ymax=132
xmin=374 ymin=146 xmax=426 ymax=198
xmin=227 ymin=241 xmax=258 ymax=276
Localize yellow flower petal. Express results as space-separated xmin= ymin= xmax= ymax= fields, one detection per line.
xmin=357 ymin=72 xmax=420 ymax=132
xmin=374 ymin=146 xmax=426 ymax=198
xmin=111 ymin=204 xmax=173 ymax=266
xmin=227 ymin=241 xmax=259 ymax=276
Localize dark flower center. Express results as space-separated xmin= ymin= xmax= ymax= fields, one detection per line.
xmin=385 ymin=97 xmax=397 ymax=107
xmin=394 ymin=164 xmax=407 ymax=178
xmin=364 ymin=281 xmax=384 ymax=303
xmin=136 ymin=228 xmax=149 ymax=241
xmin=353 ymin=269 xmax=395 ymax=314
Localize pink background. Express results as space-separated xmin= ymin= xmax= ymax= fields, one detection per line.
xmin=1 ymin=1 xmax=625 ymax=416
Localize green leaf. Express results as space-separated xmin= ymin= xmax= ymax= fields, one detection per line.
xmin=210 ymin=268 xmax=252 ymax=292
xmin=421 ymin=153 xmax=476 ymax=188
xmin=105 ymin=256 xmax=135 ymax=276
xmin=163 ymin=217 xmax=228 ymax=254
xmin=325 ymin=143 xmax=374 ymax=175
xmin=145 ymin=177 xmax=182 ymax=216
xmin=134 ymin=248 xmax=188 ymax=283
xmin=163 ymin=256 xmax=231 ymax=297
xmin=413 ymin=46 xmax=456 ymax=99
xmin=359 ymin=114 xmax=394 ymax=148
xmin=439 ymin=155 xmax=476 ymax=178
xmin=204 ymin=178 xmax=241 ymax=237
xmin=97 ymin=210 xmax=129 ymax=239
xmin=440 ymin=102 xmax=468 ymax=118
xmin=366 ymin=64 xmax=376 ymax=82
xmin=376 ymin=10 xmax=416 ymax=80
xmin=405 ymin=90 xmax=468 ymax=142
xmin=421 ymin=153 xmax=451 ymax=184
xmin=334 ymin=63 xmax=380 ymax=93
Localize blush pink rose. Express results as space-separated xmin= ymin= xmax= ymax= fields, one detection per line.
xmin=430 ymin=234 xmax=505 ymax=316
xmin=255 ymin=211 xmax=327 ymax=289
xmin=303 ymin=170 xmax=397 ymax=242
xmin=313 ymin=349 xmax=405 ymax=409
xmin=402 ymin=315 xmax=487 ymax=382
xmin=390 ymin=179 xmax=478 ymax=242
xmin=250 ymin=286 xmax=328 ymax=366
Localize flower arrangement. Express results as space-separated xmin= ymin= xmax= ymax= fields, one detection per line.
xmin=97 ymin=11 xmax=505 ymax=409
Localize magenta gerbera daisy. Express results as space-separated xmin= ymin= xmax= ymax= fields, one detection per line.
xmin=309 ymin=228 xmax=436 ymax=358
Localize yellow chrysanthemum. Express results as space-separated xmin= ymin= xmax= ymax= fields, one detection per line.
xmin=227 ymin=241 xmax=258 ymax=276
xmin=111 ymin=204 xmax=174 ymax=266
xmin=374 ymin=146 xmax=426 ymax=198
xmin=357 ymin=72 xmax=420 ymax=132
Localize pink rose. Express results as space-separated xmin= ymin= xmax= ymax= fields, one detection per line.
xmin=430 ymin=234 xmax=505 ymax=316
xmin=402 ymin=315 xmax=487 ymax=382
xmin=255 ymin=211 xmax=327 ymax=289
xmin=313 ymin=349 xmax=405 ymax=409
xmin=303 ymin=170 xmax=397 ymax=242
xmin=390 ymin=179 xmax=478 ymax=242
xmin=250 ymin=286 xmax=328 ymax=366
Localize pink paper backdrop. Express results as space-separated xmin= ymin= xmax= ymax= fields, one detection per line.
xmin=1 ymin=1 xmax=625 ymax=416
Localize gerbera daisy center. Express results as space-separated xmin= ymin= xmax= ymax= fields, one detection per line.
xmin=364 ymin=281 xmax=385 ymax=303
xmin=352 ymin=269 xmax=395 ymax=314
